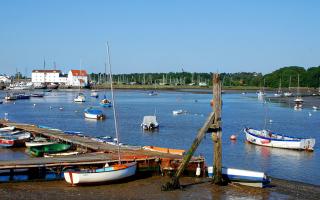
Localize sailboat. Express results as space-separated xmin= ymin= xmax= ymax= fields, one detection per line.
xmin=74 ymin=62 xmax=86 ymax=103
xmin=274 ymin=78 xmax=283 ymax=97
xmin=257 ymin=79 xmax=265 ymax=99
xmin=100 ymin=63 xmax=112 ymax=107
xmin=64 ymin=42 xmax=137 ymax=185
xmin=284 ymin=76 xmax=293 ymax=97
xmin=294 ymin=74 xmax=303 ymax=110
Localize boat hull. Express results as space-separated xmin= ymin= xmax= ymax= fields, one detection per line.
xmin=64 ymin=162 xmax=137 ymax=185
xmin=84 ymin=112 xmax=105 ymax=120
xmin=208 ymin=167 xmax=270 ymax=188
xmin=244 ymin=128 xmax=315 ymax=151
xmin=29 ymin=143 xmax=71 ymax=157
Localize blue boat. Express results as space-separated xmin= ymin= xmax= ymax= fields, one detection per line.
xmin=84 ymin=107 xmax=105 ymax=120
xmin=100 ymin=96 xmax=112 ymax=107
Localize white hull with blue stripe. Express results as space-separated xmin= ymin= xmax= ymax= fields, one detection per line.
xmin=244 ymin=128 xmax=315 ymax=151
xmin=208 ymin=166 xmax=270 ymax=187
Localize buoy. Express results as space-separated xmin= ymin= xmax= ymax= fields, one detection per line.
xmin=196 ymin=163 xmax=201 ymax=177
xmin=269 ymin=119 xmax=273 ymax=123
xmin=59 ymin=107 xmax=63 ymax=110
xmin=230 ymin=135 xmax=237 ymax=140
xmin=33 ymin=103 xmax=36 ymax=107
xmin=49 ymin=106 xmax=52 ymax=109
xmin=308 ymin=112 xmax=312 ymax=117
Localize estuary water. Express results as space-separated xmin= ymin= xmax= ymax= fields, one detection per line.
xmin=0 ymin=90 xmax=319 ymax=185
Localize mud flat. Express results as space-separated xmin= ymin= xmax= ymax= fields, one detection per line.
xmin=0 ymin=176 xmax=319 ymax=200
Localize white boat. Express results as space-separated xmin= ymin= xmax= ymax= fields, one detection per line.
xmin=313 ymin=106 xmax=318 ymax=110
xmin=74 ymin=93 xmax=86 ymax=102
xmin=90 ymin=90 xmax=99 ymax=98
xmin=25 ymin=137 xmax=56 ymax=147
xmin=244 ymin=128 xmax=315 ymax=151
xmin=141 ymin=116 xmax=159 ymax=130
xmin=207 ymin=166 xmax=270 ymax=188
xmin=172 ymin=109 xmax=184 ymax=115
xmin=44 ymin=151 xmax=79 ymax=157
xmin=64 ymin=162 xmax=137 ymax=185
xmin=64 ymin=42 xmax=136 ymax=185
xmin=283 ymin=92 xmax=293 ymax=97
xmin=294 ymin=74 xmax=303 ymax=110
xmin=84 ymin=107 xmax=105 ymax=120
xmin=257 ymin=91 xmax=265 ymax=98
xmin=4 ymin=93 xmax=17 ymax=101
xmin=0 ymin=126 xmax=15 ymax=132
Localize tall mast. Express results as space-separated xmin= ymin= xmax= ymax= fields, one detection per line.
xmin=106 ymin=42 xmax=121 ymax=164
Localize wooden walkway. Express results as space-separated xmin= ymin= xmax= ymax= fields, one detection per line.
xmin=0 ymin=120 xmax=204 ymax=175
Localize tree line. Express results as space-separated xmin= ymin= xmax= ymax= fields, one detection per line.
xmin=89 ymin=66 xmax=320 ymax=88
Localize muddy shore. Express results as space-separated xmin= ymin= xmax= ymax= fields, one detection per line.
xmin=0 ymin=176 xmax=319 ymax=200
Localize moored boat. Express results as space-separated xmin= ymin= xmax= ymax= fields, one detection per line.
xmin=100 ymin=98 xmax=112 ymax=107
xmin=25 ymin=137 xmax=56 ymax=147
xmin=172 ymin=109 xmax=184 ymax=115
xmin=207 ymin=166 xmax=270 ymax=188
xmin=143 ymin=146 xmax=185 ymax=155
xmin=29 ymin=143 xmax=71 ymax=157
xmin=141 ymin=116 xmax=159 ymax=130
xmin=64 ymin=162 xmax=137 ymax=185
xmin=84 ymin=107 xmax=105 ymax=120
xmin=44 ymin=151 xmax=80 ymax=157
xmin=244 ymin=128 xmax=315 ymax=151
xmin=0 ymin=132 xmax=31 ymax=147
xmin=90 ymin=90 xmax=99 ymax=98
xmin=0 ymin=126 xmax=15 ymax=132
xmin=74 ymin=93 xmax=86 ymax=102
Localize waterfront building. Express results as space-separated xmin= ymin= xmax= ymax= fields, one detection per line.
xmin=31 ymin=70 xmax=67 ymax=84
xmin=67 ymin=70 xmax=88 ymax=87
xmin=0 ymin=75 xmax=11 ymax=84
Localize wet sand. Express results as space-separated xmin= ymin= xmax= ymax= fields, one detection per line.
xmin=0 ymin=176 xmax=319 ymax=200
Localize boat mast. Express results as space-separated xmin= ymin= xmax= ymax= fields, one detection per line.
xmin=106 ymin=42 xmax=121 ymax=164
xmin=297 ymin=74 xmax=300 ymax=97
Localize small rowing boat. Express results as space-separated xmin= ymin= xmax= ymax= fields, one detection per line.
xmin=25 ymin=137 xmax=56 ymax=147
xmin=29 ymin=143 xmax=71 ymax=157
xmin=84 ymin=107 xmax=105 ymax=120
xmin=208 ymin=166 xmax=270 ymax=188
xmin=64 ymin=162 xmax=137 ymax=185
xmin=0 ymin=132 xmax=31 ymax=147
xmin=244 ymin=128 xmax=315 ymax=151
xmin=0 ymin=126 xmax=15 ymax=132
xmin=143 ymin=146 xmax=185 ymax=155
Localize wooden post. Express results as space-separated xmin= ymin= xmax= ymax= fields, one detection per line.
xmin=212 ymin=73 xmax=223 ymax=184
xmin=161 ymin=112 xmax=215 ymax=191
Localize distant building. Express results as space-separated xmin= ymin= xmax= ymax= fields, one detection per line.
xmin=67 ymin=70 xmax=88 ymax=87
xmin=31 ymin=70 xmax=67 ymax=84
xmin=0 ymin=75 xmax=11 ymax=84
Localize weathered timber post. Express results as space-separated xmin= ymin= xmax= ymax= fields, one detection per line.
xmin=161 ymin=112 xmax=215 ymax=191
xmin=212 ymin=73 xmax=223 ymax=184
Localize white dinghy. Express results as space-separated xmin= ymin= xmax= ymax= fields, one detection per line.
xmin=244 ymin=128 xmax=315 ymax=151
xmin=64 ymin=42 xmax=137 ymax=185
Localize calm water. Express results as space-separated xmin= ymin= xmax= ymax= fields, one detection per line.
xmin=0 ymin=90 xmax=319 ymax=185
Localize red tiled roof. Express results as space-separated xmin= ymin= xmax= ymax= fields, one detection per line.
xmin=71 ymin=70 xmax=88 ymax=76
xmin=32 ymin=70 xmax=61 ymax=73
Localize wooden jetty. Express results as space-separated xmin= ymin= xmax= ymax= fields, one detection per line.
xmin=0 ymin=120 xmax=204 ymax=180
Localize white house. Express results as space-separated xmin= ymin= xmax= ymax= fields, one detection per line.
xmin=0 ymin=75 xmax=11 ymax=84
xmin=31 ymin=70 xmax=67 ymax=84
xmin=67 ymin=70 xmax=88 ymax=87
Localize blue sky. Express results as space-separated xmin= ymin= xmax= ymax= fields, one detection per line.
xmin=0 ymin=0 xmax=319 ymax=75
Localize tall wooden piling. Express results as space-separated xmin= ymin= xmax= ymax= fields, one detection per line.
xmin=212 ymin=74 xmax=223 ymax=184
xmin=162 ymin=73 xmax=224 ymax=191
